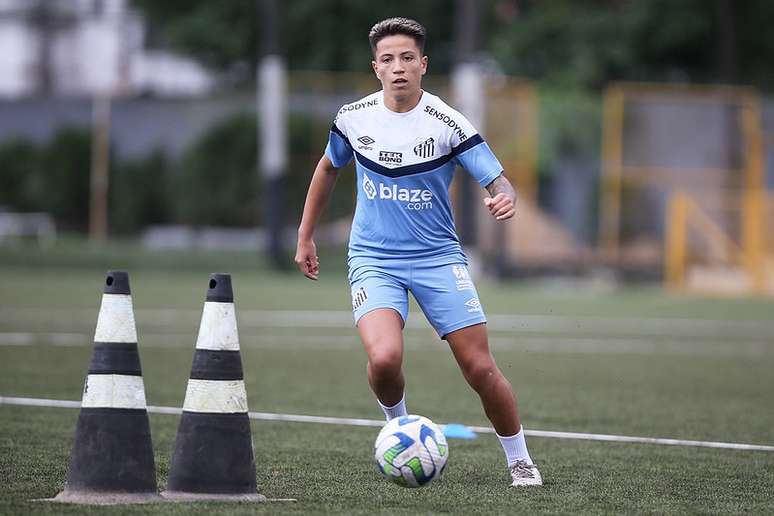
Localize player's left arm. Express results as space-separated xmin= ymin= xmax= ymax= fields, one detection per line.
xmin=483 ymin=173 xmax=516 ymax=221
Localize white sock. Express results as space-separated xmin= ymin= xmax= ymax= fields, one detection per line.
xmin=497 ymin=426 xmax=533 ymax=466
xmin=377 ymin=394 xmax=407 ymax=421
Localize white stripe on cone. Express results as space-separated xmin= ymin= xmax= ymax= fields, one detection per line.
xmin=94 ymin=295 xmax=138 ymax=343
xmin=81 ymin=374 xmax=147 ymax=409
xmin=182 ymin=379 xmax=248 ymax=413
xmin=195 ymin=302 xmax=240 ymax=351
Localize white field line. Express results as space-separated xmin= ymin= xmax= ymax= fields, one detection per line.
xmin=1 ymin=331 xmax=773 ymax=356
xmin=2 ymin=308 xmax=774 ymax=340
xmin=1 ymin=395 xmax=773 ymax=453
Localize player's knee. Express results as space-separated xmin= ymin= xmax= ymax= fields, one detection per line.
xmin=368 ymin=350 xmax=402 ymax=379
xmin=463 ymin=361 xmax=498 ymax=392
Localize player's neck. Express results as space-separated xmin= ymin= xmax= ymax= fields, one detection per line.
xmin=383 ymin=89 xmax=423 ymax=113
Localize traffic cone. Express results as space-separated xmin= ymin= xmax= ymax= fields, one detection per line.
xmin=163 ymin=273 xmax=265 ymax=502
xmin=54 ymin=271 xmax=159 ymax=504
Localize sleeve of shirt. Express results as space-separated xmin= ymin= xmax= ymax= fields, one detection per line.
xmin=324 ymin=114 xmax=354 ymax=168
xmin=447 ymin=110 xmax=504 ymax=187
xmin=452 ymin=137 xmax=504 ymax=187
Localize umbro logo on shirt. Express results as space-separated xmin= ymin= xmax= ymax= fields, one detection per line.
xmin=413 ymin=137 xmax=435 ymax=158
xmin=357 ymin=135 xmax=375 ymax=151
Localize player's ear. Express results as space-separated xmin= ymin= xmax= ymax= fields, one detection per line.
xmin=421 ymin=55 xmax=428 ymax=75
xmin=372 ymin=60 xmax=380 ymax=79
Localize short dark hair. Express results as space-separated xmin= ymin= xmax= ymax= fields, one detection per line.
xmin=368 ymin=17 xmax=426 ymax=55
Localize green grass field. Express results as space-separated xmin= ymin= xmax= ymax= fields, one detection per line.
xmin=1 ymin=240 xmax=773 ymax=514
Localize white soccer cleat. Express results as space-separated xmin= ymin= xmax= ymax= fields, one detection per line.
xmin=509 ymin=460 xmax=543 ymax=487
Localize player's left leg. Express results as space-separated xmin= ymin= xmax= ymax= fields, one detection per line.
xmin=445 ymin=324 xmax=519 ymax=435
xmin=445 ymin=323 xmax=542 ymax=487
xmin=411 ymin=261 xmax=542 ymax=486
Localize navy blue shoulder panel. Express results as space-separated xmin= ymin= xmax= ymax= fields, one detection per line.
xmin=452 ymin=133 xmax=485 ymax=155
xmin=330 ymin=123 xmax=352 ymax=149
xmin=355 ymin=134 xmax=484 ymax=178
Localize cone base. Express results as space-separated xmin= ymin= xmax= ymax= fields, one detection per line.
xmin=47 ymin=491 xmax=162 ymax=505
xmin=65 ymin=408 xmax=157 ymax=493
xmin=161 ymin=491 xmax=267 ymax=503
xmin=167 ymin=412 xmax=256 ymax=494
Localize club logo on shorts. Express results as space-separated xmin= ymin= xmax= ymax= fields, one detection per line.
xmin=464 ymin=298 xmax=482 ymax=313
xmin=452 ymin=265 xmax=469 ymax=280
xmin=452 ymin=265 xmax=474 ymax=291
xmin=362 ymin=174 xmax=377 ymax=200
xmin=413 ymin=137 xmax=435 ymax=158
xmin=352 ymin=287 xmax=368 ymax=311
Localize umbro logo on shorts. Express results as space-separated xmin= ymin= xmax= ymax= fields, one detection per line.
xmin=413 ymin=137 xmax=435 ymax=158
xmin=464 ymin=298 xmax=482 ymax=313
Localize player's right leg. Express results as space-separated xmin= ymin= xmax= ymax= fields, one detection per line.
xmin=350 ymin=264 xmax=410 ymax=420
xmin=358 ymin=308 xmax=406 ymax=414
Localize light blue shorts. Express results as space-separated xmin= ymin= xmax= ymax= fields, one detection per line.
xmin=348 ymin=259 xmax=487 ymax=339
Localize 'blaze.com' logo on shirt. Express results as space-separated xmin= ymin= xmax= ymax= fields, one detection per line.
xmin=362 ymin=174 xmax=433 ymax=210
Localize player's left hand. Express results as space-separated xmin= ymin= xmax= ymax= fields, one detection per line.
xmin=483 ymin=193 xmax=515 ymax=221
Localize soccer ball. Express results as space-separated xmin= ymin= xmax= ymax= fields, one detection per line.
xmin=374 ymin=415 xmax=448 ymax=488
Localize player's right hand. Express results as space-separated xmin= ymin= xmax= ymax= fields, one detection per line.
xmin=294 ymin=239 xmax=320 ymax=280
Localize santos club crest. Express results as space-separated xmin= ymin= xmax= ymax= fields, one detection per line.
xmin=413 ymin=137 xmax=435 ymax=158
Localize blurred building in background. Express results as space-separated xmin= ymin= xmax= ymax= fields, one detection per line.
xmin=0 ymin=0 xmax=213 ymax=98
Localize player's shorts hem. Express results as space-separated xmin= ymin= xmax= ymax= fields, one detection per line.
xmin=354 ymin=305 xmax=406 ymax=329
xmin=438 ymin=316 xmax=487 ymax=340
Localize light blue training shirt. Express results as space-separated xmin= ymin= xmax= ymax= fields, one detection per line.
xmin=325 ymin=90 xmax=504 ymax=266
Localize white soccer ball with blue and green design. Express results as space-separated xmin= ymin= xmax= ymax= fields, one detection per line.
xmin=374 ymin=415 xmax=448 ymax=488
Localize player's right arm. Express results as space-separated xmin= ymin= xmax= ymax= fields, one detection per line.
xmin=295 ymin=154 xmax=339 ymax=280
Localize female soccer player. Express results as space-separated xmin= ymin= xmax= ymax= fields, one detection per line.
xmin=295 ymin=17 xmax=542 ymax=487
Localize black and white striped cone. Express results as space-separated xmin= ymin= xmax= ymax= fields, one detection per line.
xmin=54 ymin=271 xmax=159 ymax=504
xmin=163 ymin=274 xmax=265 ymax=502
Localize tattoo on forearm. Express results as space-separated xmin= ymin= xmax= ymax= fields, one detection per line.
xmin=485 ymin=174 xmax=515 ymax=200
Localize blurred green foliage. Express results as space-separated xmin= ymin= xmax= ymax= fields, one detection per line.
xmin=0 ymin=129 xmax=91 ymax=231
xmin=0 ymin=112 xmax=326 ymax=234
xmin=4 ymin=1 xmax=771 ymax=235
xmin=127 ymin=0 xmax=774 ymax=192
xmin=537 ymin=88 xmax=601 ymax=165
xmin=133 ymin=0 xmax=774 ymax=91
xmin=174 ymin=112 xmax=259 ymax=226
xmin=0 ymin=140 xmax=40 ymax=212
xmin=110 ymin=151 xmax=170 ymax=233
xmin=133 ymin=0 xmax=458 ymax=75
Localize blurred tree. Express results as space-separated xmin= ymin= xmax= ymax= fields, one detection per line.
xmin=132 ymin=0 xmax=459 ymax=76
xmin=133 ymin=0 xmax=774 ymax=90
xmin=110 ymin=151 xmax=171 ymax=234
xmin=173 ymin=112 xmax=259 ymax=226
xmin=41 ymin=129 xmax=93 ymax=231
xmin=489 ymin=0 xmax=774 ymax=89
xmin=0 ymin=130 xmax=92 ymax=231
xmin=0 ymin=140 xmax=40 ymax=212
xmin=133 ymin=0 xmax=257 ymax=78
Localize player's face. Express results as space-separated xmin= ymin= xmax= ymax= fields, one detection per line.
xmin=372 ymin=35 xmax=427 ymax=100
